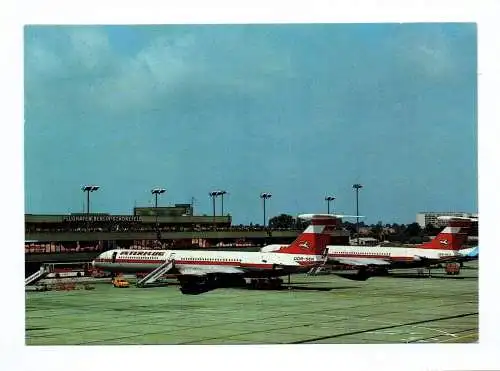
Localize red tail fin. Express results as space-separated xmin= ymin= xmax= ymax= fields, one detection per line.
xmin=276 ymin=215 xmax=338 ymax=255
xmin=420 ymin=219 xmax=471 ymax=250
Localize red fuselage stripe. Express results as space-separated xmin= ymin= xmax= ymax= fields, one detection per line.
xmin=327 ymin=254 xmax=417 ymax=261
xmin=96 ymin=258 xmax=272 ymax=269
xmin=94 ymin=258 xmax=318 ymax=269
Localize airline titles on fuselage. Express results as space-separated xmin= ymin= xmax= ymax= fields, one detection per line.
xmin=119 ymin=250 xmax=166 ymax=256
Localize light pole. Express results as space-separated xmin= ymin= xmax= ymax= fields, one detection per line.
xmin=81 ymin=185 xmax=100 ymax=215
xmin=209 ymin=191 xmax=219 ymax=229
xmin=352 ymin=183 xmax=363 ymax=244
xmin=151 ymin=188 xmax=166 ymax=234
xmin=217 ymin=190 xmax=227 ymax=216
xmin=325 ymin=196 xmax=335 ymax=214
xmin=260 ymin=192 xmax=272 ymax=227
xmin=151 ymin=188 xmax=166 ymax=209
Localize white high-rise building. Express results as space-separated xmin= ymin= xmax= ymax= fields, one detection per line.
xmin=416 ymin=212 xmax=478 ymax=228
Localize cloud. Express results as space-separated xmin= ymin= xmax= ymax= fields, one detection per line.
xmin=66 ymin=27 xmax=112 ymax=70
xmin=389 ymin=25 xmax=475 ymax=79
xmin=25 ymin=26 xmax=297 ymax=115
xmin=95 ymin=34 xmax=198 ymax=110
xmin=414 ymin=43 xmax=450 ymax=76
xmin=25 ymin=42 xmax=63 ymax=77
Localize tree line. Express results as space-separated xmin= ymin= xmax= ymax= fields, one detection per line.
xmin=268 ymin=213 xmax=448 ymax=244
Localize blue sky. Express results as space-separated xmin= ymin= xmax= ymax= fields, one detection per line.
xmin=24 ymin=23 xmax=477 ymax=225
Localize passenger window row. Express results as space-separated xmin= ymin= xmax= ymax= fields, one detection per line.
xmin=333 ymin=251 xmax=390 ymax=256
xmin=182 ymin=257 xmax=242 ymax=262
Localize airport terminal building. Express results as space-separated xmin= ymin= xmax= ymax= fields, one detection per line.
xmin=25 ymin=204 xmax=351 ymax=266
xmin=416 ymin=212 xmax=478 ymax=228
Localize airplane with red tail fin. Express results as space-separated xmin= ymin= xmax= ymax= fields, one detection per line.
xmin=322 ymin=216 xmax=477 ymax=280
xmin=92 ymin=214 xmax=334 ymax=294
xmin=261 ymin=215 xmax=477 ymax=281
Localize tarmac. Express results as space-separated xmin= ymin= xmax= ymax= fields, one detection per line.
xmin=25 ymin=261 xmax=478 ymax=345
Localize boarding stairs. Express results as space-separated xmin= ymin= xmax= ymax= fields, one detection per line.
xmin=136 ymin=255 xmax=175 ymax=287
xmin=307 ymin=256 xmax=330 ymax=275
xmin=25 ymin=265 xmax=49 ymax=286
xmin=308 ymin=266 xmax=325 ymax=275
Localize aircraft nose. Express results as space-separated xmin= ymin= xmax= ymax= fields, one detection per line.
xmin=91 ymin=253 xmax=102 ymax=267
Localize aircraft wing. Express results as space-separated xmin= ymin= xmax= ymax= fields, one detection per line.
xmin=178 ymin=265 xmax=246 ymax=276
xmin=328 ymin=257 xmax=391 ymax=266
xmin=413 ymin=255 xmax=453 ymax=263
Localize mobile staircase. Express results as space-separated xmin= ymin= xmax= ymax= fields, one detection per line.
xmin=307 ymin=256 xmax=330 ymax=275
xmin=25 ymin=265 xmax=49 ymax=286
xmin=136 ymin=255 xmax=175 ymax=288
xmin=307 ymin=266 xmax=328 ymax=275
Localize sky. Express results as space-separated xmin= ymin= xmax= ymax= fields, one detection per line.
xmin=24 ymin=23 xmax=478 ymax=225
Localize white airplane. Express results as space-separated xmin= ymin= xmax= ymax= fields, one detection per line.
xmin=92 ymin=214 xmax=336 ymax=294
xmin=457 ymin=245 xmax=479 ymax=262
xmin=261 ymin=216 xmax=477 ymax=280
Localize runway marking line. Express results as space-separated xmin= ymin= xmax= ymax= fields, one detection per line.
xmin=289 ymin=312 xmax=478 ymax=344
xmin=438 ymin=332 xmax=478 ymax=343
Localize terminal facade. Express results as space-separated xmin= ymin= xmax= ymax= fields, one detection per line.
xmin=25 ymin=204 xmax=350 ymax=264
xmin=416 ymin=211 xmax=478 ymax=228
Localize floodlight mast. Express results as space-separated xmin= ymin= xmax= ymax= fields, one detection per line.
xmin=81 ymin=185 xmax=100 ymax=215
xmin=352 ymin=184 xmax=363 ymax=244
xmin=209 ymin=191 xmax=219 ymax=230
xmin=260 ymin=192 xmax=272 ymax=227
xmin=151 ymin=188 xmax=166 ymax=233
xmin=151 ymin=188 xmax=166 ymax=208
xmin=217 ymin=190 xmax=227 ymax=216
xmin=325 ymin=196 xmax=336 ymax=214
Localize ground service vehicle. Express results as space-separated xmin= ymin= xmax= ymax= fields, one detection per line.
xmin=112 ymin=277 xmax=130 ymax=288
xmin=445 ymin=263 xmax=461 ymax=275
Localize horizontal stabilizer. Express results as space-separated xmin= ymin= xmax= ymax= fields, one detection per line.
xmin=437 ymin=215 xmax=478 ymax=222
xmin=298 ymin=213 xmax=365 ymax=219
